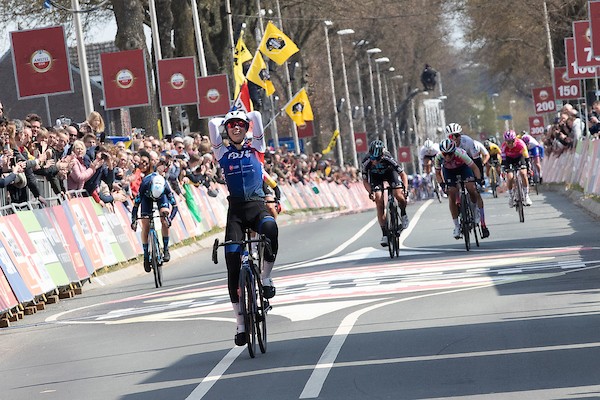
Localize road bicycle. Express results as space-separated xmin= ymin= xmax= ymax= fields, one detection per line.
xmin=529 ymin=161 xmax=540 ymax=196
xmin=384 ymin=186 xmax=403 ymax=258
xmin=140 ymin=212 xmax=164 ymax=288
xmin=488 ymin=159 xmax=500 ymax=198
xmin=212 ymin=230 xmax=271 ymax=358
xmin=506 ymin=164 xmax=526 ymax=223
xmin=456 ymin=175 xmax=480 ymax=251
xmin=426 ymin=172 xmax=443 ymax=203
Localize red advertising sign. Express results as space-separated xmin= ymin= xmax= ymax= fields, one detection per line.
xmin=565 ymin=37 xmax=597 ymax=80
xmin=397 ymin=146 xmax=412 ymax=163
xmin=10 ymin=25 xmax=73 ymax=99
xmin=573 ymin=20 xmax=600 ymax=67
xmin=589 ymin=1 xmax=600 ymax=57
xmin=197 ymin=74 xmax=231 ymax=118
xmin=100 ymin=49 xmax=150 ymax=110
xmin=354 ymin=132 xmax=368 ymax=153
xmin=297 ymin=120 xmax=314 ymax=138
xmin=553 ymin=67 xmax=581 ymax=100
xmin=528 ymin=116 xmax=545 ymax=137
xmin=157 ymin=57 xmax=198 ymax=107
xmin=531 ymin=86 xmax=556 ymax=114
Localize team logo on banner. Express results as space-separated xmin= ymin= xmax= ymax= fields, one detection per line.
xmin=157 ymin=57 xmax=198 ymax=107
xmin=116 ymin=69 xmax=134 ymax=89
xmin=30 ymin=50 xmax=53 ymax=73
xmin=10 ymin=25 xmax=73 ymax=99
xmin=207 ymin=88 xmax=220 ymax=103
xmin=397 ymin=147 xmax=412 ymax=163
xmin=170 ymin=73 xmax=186 ymax=90
xmin=354 ymin=132 xmax=368 ymax=153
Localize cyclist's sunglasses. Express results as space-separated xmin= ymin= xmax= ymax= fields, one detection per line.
xmin=369 ymin=155 xmax=381 ymax=160
xmin=451 ymin=133 xmax=461 ymax=139
xmin=442 ymin=152 xmax=454 ymax=156
xmin=506 ymin=139 xmax=515 ymax=144
xmin=226 ymin=120 xmax=249 ymax=129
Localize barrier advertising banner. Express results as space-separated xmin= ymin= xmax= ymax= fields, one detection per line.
xmin=63 ymin=199 xmax=103 ymax=273
xmin=46 ymin=205 xmax=89 ymax=281
xmin=197 ymin=74 xmax=231 ymax=118
xmin=100 ymin=49 xmax=150 ymax=110
xmin=10 ymin=25 xmax=73 ymax=98
xmin=0 ymin=269 xmax=18 ymax=313
xmin=0 ymin=241 xmax=33 ymax=304
xmin=553 ymin=67 xmax=581 ymax=100
xmin=158 ymin=57 xmax=199 ymax=107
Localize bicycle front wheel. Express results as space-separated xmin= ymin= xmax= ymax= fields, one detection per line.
xmin=239 ymin=266 xmax=257 ymax=358
xmin=460 ymin=194 xmax=471 ymax=251
xmin=515 ymin=175 xmax=525 ymax=223
xmin=387 ymin=201 xmax=398 ymax=259
xmin=151 ymin=231 xmax=162 ymax=288
xmin=490 ymin=169 xmax=498 ymax=198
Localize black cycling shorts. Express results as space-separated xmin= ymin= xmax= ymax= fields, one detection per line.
xmin=369 ymin=170 xmax=403 ymax=192
xmin=502 ymin=155 xmax=526 ymax=171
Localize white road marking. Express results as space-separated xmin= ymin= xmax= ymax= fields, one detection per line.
xmin=185 ymin=346 xmax=244 ymax=400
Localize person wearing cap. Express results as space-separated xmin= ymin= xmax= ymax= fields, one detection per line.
xmin=208 ymin=109 xmax=279 ymax=347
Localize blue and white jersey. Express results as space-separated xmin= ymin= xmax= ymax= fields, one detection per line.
xmin=208 ymin=111 xmax=266 ymax=201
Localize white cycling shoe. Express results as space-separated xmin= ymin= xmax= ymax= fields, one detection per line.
xmin=380 ymin=235 xmax=388 ymax=247
xmin=401 ymin=215 xmax=409 ymax=229
xmin=525 ymin=194 xmax=533 ymax=206
xmin=508 ymin=196 xmax=514 ymax=208
xmin=453 ymin=226 xmax=461 ymax=239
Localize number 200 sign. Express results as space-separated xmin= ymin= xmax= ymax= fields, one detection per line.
xmin=532 ymin=86 xmax=556 ymax=114
xmin=553 ymin=67 xmax=581 ymax=100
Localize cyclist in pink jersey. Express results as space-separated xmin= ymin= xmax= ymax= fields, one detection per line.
xmin=501 ymin=130 xmax=532 ymax=207
xmin=434 ymin=138 xmax=490 ymax=239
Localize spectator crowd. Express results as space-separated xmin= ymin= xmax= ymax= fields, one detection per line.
xmin=541 ymin=102 xmax=599 ymax=157
xmin=0 ymin=105 xmax=361 ymax=211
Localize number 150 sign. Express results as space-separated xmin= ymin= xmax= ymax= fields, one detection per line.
xmin=554 ymin=66 xmax=581 ymax=100
xmin=532 ymin=86 xmax=556 ymax=114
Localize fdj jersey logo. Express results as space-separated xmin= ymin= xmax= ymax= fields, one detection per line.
xmin=227 ymin=150 xmax=253 ymax=159
xmin=30 ymin=50 xmax=52 ymax=73
xmin=116 ymin=69 xmax=135 ymax=89
xmin=169 ymin=73 xmax=185 ymax=90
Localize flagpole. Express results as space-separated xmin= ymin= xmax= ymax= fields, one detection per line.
xmin=263 ymin=107 xmax=285 ymax=131
xmin=275 ymin=0 xmax=301 ymax=154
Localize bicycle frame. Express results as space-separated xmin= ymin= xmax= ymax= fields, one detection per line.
xmin=505 ymin=164 xmax=526 ymax=223
xmin=456 ymin=175 xmax=480 ymax=251
xmin=385 ymin=186 xmax=401 ymax=258
xmin=141 ymin=213 xmax=163 ymax=288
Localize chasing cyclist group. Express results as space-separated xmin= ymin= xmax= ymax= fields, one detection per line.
xmin=363 ymin=122 xmax=544 ymax=244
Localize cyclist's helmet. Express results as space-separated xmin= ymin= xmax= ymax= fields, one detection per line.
xmin=445 ymin=123 xmax=462 ymax=137
xmin=423 ymin=139 xmax=435 ymax=150
xmin=150 ymin=174 xmax=166 ymax=200
xmin=488 ymin=136 xmax=498 ymax=144
xmin=223 ymin=110 xmax=250 ymax=129
xmin=368 ymin=139 xmax=385 ymax=159
xmin=521 ymin=135 xmax=530 ymax=144
xmin=439 ymin=138 xmax=456 ymax=154
xmin=503 ymin=129 xmax=517 ymax=141
xmin=483 ymin=139 xmax=491 ymax=148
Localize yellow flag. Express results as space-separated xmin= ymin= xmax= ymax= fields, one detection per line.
xmin=258 ymin=21 xmax=299 ymax=65
xmin=246 ymin=51 xmax=276 ymax=96
xmin=233 ymin=31 xmax=253 ymax=96
xmin=322 ymin=130 xmax=340 ymax=154
xmin=284 ymin=88 xmax=313 ymax=126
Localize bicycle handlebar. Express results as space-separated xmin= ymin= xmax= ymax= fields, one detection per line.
xmin=212 ymin=235 xmax=272 ymax=264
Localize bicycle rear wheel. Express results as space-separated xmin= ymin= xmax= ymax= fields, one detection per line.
xmin=255 ymin=277 xmax=268 ymax=354
xmin=460 ymin=193 xmax=471 ymax=251
xmin=387 ymin=200 xmax=398 ymax=258
xmin=151 ymin=231 xmax=162 ymax=288
xmin=490 ymin=169 xmax=498 ymax=198
xmin=515 ymin=175 xmax=525 ymax=223
xmin=239 ymin=266 xmax=257 ymax=358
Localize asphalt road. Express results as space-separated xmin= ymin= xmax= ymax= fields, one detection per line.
xmin=2 ymin=189 xmax=600 ymax=400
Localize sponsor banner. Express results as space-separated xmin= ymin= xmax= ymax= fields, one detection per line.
xmin=565 ymin=37 xmax=597 ymax=79
xmin=397 ymin=146 xmax=412 ymax=163
xmin=553 ymin=67 xmax=581 ymax=100
xmin=0 ymin=240 xmax=33 ymax=304
xmin=528 ymin=116 xmax=546 ymax=137
xmin=0 ymin=268 xmax=18 ymax=313
xmin=86 ymin=200 xmax=118 ymax=267
xmin=47 ymin=205 xmax=89 ymax=280
xmin=96 ymin=210 xmax=126 ymax=264
xmin=158 ymin=57 xmax=199 ymax=107
xmin=297 ymin=120 xmax=314 ymax=138
xmin=100 ymin=49 xmax=150 ymax=110
xmin=4 ymin=214 xmax=56 ymax=294
xmin=354 ymin=132 xmax=368 ymax=153
xmin=32 ymin=209 xmax=80 ymax=283
xmin=590 ymin=0 xmax=600 ymax=57
xmin=573 ymin=20 xmax=600 ymax=67
xmin=102 ymin=208 xmax=136 ymax=261
xmin=531 ymin=86 xmax=556 ymax=114
xmin=63 ymin=199 xmax=103 ymax=272
xmin=197 ymin=74 xmax=231 ymax=118
xmin=10 ymin=25 xmax=73 ymax=98
xmin=114 ymin=203 xmax=142 ymax=256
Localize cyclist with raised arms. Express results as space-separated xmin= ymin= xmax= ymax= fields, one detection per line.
xmin=435 ymin=138 xmax=490 ymax=239
xmin=501 ymin=129 xmax=532 ymax=207
xmin=130 ymin=152 xmax=179 ymax=272
xmin=361 ymin=139 xmax=409 ymax=247
xmin=208 ymin=109 xmax=278 ymax=347
xmin=520 ymin=133 xmax=544 ymax=184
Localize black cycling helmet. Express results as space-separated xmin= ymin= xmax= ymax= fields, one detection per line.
xmin=368 ymin=140 xmax=384 ymax=159
xmin=488 ymin=136 xmax=497 ymax=144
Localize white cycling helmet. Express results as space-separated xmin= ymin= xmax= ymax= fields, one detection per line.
xmin=445 ymin=122 xmax=462 ymax=137
xmin=223 ymin=110 xmax=250 ymax=127
xmin=423 ymin=139 xmax=435 ymax=150
xmin=150 ymin=174 xmax=166 ymax=200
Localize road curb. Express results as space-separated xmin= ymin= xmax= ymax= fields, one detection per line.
xmin=543 ymin=183 xmax=600 ymax=220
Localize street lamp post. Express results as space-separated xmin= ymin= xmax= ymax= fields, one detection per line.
xmin=366 ymin=48 xmax=382 ymax=143
xmin=509 ymin=99 xmax=516 ymax=131
xmin=354 ymin=42 xmax=368 ymax=135
xmin=375 ymin=57 xmax=390 ymax=147
xmin=324 ymin=21 xmax=344 ymax=166
xmin=337 ymin=28 xmax=358 ymax=168
xmin=491 ymin=93 xmax=499 ymax=140
xmin=382 ymin=69 xmax=397 ymax=159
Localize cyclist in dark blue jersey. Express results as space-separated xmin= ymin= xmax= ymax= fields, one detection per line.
xmin=208 ymin=109 xmax=278 ymax=347
xmin=130 ymin=152 xmax=178 ymax=272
